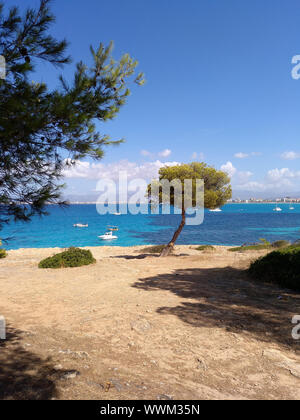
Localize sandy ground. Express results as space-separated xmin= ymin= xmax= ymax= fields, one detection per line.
xmin=0 ymin=245 xmax=300 ymax=400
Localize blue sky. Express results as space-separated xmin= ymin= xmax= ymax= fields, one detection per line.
xmin=15 ymin=0 xmax=300 ymax=198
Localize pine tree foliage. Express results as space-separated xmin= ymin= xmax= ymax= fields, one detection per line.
xmin=147 ymin=162 xmax=232 ymax=256
xmin=0 ymin=0 xmax=144 ymax=228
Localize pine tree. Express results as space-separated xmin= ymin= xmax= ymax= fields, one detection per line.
xmin=147 ymin=163 xmax=232 ymax=256
xmin=0 ymin=0 xmax=144 ymax=229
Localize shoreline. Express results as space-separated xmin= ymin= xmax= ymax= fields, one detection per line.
xmin=2 ymin=244 xmax=234 ymax=253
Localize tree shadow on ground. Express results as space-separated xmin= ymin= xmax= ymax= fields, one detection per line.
xmin=132 ymin=266 xmax=300 ymax=351
xmin=112 ymin=254 xmax=159 ymax=260
xmin=0 ymin=326 xmax=66 ymax=400
xmin=112 ymin=253 xmax=190 ymax=260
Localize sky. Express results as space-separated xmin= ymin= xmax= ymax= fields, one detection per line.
xmin=12 ymin=0 xmax=300 ymax=199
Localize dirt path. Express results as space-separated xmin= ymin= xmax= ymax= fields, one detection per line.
xmin=0 ymin=245 xmax=299 ymax=400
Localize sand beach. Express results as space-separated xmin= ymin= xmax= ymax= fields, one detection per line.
xmin=0 ymin=245 xmax=300 ymax=400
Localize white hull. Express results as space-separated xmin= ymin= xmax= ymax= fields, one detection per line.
xmin=98 ymin=232 xmax=118 ymax=240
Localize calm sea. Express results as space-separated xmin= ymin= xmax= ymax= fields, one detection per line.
xmin=1 ymin=203 xmax=300 ymax=250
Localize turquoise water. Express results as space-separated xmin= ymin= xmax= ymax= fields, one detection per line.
xmin=1 ymin=203 xmax=300 ymax=250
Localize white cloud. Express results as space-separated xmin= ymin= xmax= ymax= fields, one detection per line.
xmin=221 ymin=161 xmax=237 ymax=178
xmin=63 ymin=159 xmax=180 ymax=182
xmin=280 ymin=151 xmax=300 ymax=160
xmin=236 ymin=171 xmax=253 ymax=183
xmin=234 ymin=152 xmax=262 ymax=159
xmin=140 ymin=148 xmax=172 ymax=159
xmin=234 ymin=167 xmax=300 ymax=192
xmin=234 ymin=152 xmax=249 ymax=159
xmin=158 ymin=149 xmax=172 ymax=158
xmin=221 ymin=162 xmax=253 ymax=184
xmin=266 ymin=167 xmax=300 ymax=182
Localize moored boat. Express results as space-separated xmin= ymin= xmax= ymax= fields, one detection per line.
xmin=98 ymin=231 xmax=118 ymax=240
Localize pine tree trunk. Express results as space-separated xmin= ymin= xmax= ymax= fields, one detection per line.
xmin=160 ymin=209 xmax=186 ymax=257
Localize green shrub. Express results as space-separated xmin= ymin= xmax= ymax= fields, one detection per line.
xmin=229 ymin=238 xmax=271 ymax=252
xmin=248 ymin=244 xmax=300 ymax=291
xmin=229 ymin=244 xmax=270 ymax=252
xmin=140 ymin=245 xmax=168 ymax=254
xmin=0 ymin=249 xmax=6 ymax=259
xmin=272 ymin=240 xmax=291 ymax=249
xmin=196 ymin=245 xmax=216 ymax=252
xmin=39 ymin=247 xmax=96 ymax=269
xmin=229 ymin=238 xmax=291 ymax=253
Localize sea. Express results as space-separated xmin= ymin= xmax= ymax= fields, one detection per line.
xmin=1 ymin=203 xmax=300 ymax=250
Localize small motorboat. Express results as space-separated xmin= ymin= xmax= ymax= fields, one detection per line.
xmin=209 ymin=208 xmax=222 ymax=212
xmin=98 ymin=231 xmax=118 ymax=240
xmin=290 ymin=206 xmax=295 ymax=210
xmin=273 ymin=206 xmax=282 ymax=212
xmin=114 ymin=212 xmax=121 ymax=216
xmin=108 ymin=226 xmax=119 ymax=231
xmin=73 ymin=223 xmax=88 ymax=228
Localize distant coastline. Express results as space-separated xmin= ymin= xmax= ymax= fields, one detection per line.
xmin=63 ymin=201 xmax=300 ymax=205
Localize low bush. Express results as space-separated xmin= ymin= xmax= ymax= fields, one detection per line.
xmin=39 ymin=247 xmax=96 ymax=269
xmin=196 ymin=245 xmax=216 ymax=252
xmin=272 ymin=240 xmax=291 ymax=249
xmin=0 ymin=249 xmax=6 ymax=259
xmin=229 ymin=238 xmax=291 ymax=253
xmin=248 ymin=244 xmax=300 ymax=291
xmin=228 ymin=244 xmax=270 ymax=252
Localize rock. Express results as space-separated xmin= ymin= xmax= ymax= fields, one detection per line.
xmin=263 ymin=349 xmax=300 ymax=379
xmin=131 ymin=318 xmax=152 ymax=334
xmin=54 ymin=364 xmax=63 ymax=370
xmin=157 ymin=394 xmax=173 ymax=400
xmin=62 ymin=370 xmax=80 ymax=380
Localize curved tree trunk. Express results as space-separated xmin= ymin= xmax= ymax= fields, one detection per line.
xmin=160 ymin=209 xmax=186 ymax=257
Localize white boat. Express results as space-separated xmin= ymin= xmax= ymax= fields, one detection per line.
xmin=98 ymin=231 xmax=118 ymax=240
xmin=114 ymin=212 xmax=121 ymax=216
xmin=273 ymin=207 xmax=282 ymax=212
xmin=209 ymin=208 xmax=222 ymax=212
xmin=290 ymin=206 xmax=295 ymax=210
xmin=73 ymin=223 xmax=88 ymax=228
